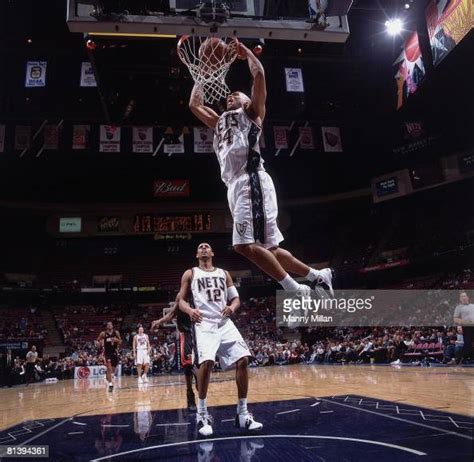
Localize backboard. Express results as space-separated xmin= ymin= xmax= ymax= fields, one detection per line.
xmin=67 ymin=0 xmax=352 ymax=43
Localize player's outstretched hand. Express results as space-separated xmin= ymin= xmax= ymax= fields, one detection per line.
xmin=222 ymin=306 xmax=235 ymax=318
xmin=151 ymin=320 xmax=160 ymax=330
xmin=189 ymin=308 xmax=202 ymax=324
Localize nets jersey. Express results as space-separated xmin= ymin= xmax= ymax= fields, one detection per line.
xmin=136 ymin=334 xmax=149 ymax=350
xmin=213 ymin=107 xmax=264 ymax=186
xmin=191 ymin=267 xmax=227 ymax=322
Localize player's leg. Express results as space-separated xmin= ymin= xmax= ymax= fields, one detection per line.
xmin=181 ymin=332 xmax=196 ymax=410
xmin=143 ymin=361 xmax=149 ymax=382
xmin=262 ymin=171 xmax=334 ymax=294
xmin=193 ymin=322 xmax=220 ymax=436
xmin=217 ymin=320 xmax=262 ymax=431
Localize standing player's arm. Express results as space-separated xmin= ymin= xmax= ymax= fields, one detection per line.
xmin=222 ymin=271 xmax=240 ymax=318
xmin=177 ymin=269 xmax=202 ymax=323
xmin=239 ymin=43 xmax=266 ymax=122
xmin=147 ymin=335 xmax=151 ymax=355
xmin=151 ymin=303 xmax=178 ymax=330
xmin=189 ymin=84 xmax=219 ymax=129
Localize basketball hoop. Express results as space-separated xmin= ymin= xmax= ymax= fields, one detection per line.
xmin=177 ymin=35 xmax=239 ymax=104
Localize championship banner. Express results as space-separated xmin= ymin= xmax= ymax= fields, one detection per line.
xmin=100 ymin=125 xmax=121 ymax=153
xmin=322 ymin=127 xmax=343 ymax=152
xmin=299 ymin=126 xmax=314 ymax=149
xmin=425 ymin=0 xmax=472 ymax=66
xmin=43 ymin=125 xmax=59 ymax=150
xmin=72 ymin=124 xmax=90 ymax=150
xmin=74 ymin=364 xmax=122 ymax=380
xmin=273 ymin=126 xmax=288 ymax=149
xmin=14 ymin=126 xmax=31 ymax=150
xmin=164 ymin=134 xmax=185 ymax=154
xmin=25 ymin=61 xmax=47 ymax=87
xmin=193 ymin=127 xmax=214 ymax=153
xmin=284 ymin=68 xmax=304 ymax=92
xmin=80 ymin=62 xmax=97 ymax=87
xmin=394 ymin=31 xmax=426 ymax=109
xmin=132 ymin=127 xmax=153 ymax=153
xmin=153 ymin=179 xmax=190 ymax=197
xmin=0 ymin=125 xmax=5 ymax=153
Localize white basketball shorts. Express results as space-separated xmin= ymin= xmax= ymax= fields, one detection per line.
xmin=136 ymin=350 xmax=150 ymax=365
xmin=227 ymin=170 xmax=284 ymax=249
xmin=193 ymin=318 xmax=251 ymax=370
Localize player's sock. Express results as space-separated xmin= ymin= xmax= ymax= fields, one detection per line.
xmin=305 ymin=268 xmax=320 ymax=282
xmin=278 ymin=274 xmax=299 ymax=291
xmin=237 ymin=398 xmax=248 ymax=415
xmin=198 ymin=398 xmax=207 ymax=414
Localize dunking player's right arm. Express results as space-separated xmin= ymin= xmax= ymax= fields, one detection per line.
xmin=189 ymin=84 xmax=219 ymax=129
xmin=177 ymin=269 xmax=203 ymax=323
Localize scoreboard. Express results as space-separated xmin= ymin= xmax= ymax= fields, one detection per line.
xmin=133 ymin=214 xmax=211 ymax=233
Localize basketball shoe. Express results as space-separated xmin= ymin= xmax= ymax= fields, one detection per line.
xmin=235 ymin=412 xmax=263 ymax=431
xmin=196 ymin=412 xmax=213 ymax=436
xmin=314 ymin=268 xmax=335 ymax=296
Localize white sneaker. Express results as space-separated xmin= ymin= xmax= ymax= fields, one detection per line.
xmin=316 ymin=268 xmax=334 ymax=296
xmin=296 ymin=284 xmax=311 ymax=297
xmin=138 ymin=376 xmax=143 ymax=384
xmin=108 ymin=382 xmax=113 ymax=392
xmin=391 ymin=359 xmax=401 ymax=365
xmin=235 ymin=412 xmax=263 ymax=431
xmin=196 ymin=412 xmax=213 ymax=436
xmin=143 ymin=375 xmax=148 ymax=383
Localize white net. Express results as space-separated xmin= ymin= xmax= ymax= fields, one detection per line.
xmin=177 ymin=36 xmax=239 ymax=104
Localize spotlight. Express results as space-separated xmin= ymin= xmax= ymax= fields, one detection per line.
xmin=404 ymin=3 xmax=410 ymax=9
xmin=385 ymin=18 xmax=403 ymax=36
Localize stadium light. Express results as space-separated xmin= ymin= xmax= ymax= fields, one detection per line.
xmin=385 ymin=18 xmax=403 ymax=36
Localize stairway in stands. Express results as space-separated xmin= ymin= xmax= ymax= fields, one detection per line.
xmin=42 ymin=308 xmax=66 ymax=357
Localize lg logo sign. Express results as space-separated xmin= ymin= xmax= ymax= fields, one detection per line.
xmin=77 ymin=367 xmax=90 ymax=379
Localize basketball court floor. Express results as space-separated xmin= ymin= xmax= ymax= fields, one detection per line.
xmin=1 ymin=365 xmax=472 ymax=461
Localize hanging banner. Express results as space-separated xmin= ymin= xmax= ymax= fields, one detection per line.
xmin=132 ymin=127 xmax=153 ymax=153
xmin=193 ymin=127 xmax=214 ymax=153
xmin=285 ymin=68 xmax=304 ymax=92
xmin=25 ymin=61 xmax=47 ymax=87
xmin=164 ymin=135 xmax=185 ymax=154
xmin=299 ymin=126 xmax=314 ymax=149
xmin=100 ymin=125 xmax=121 ymax=153
xmin=72 ymin=125 xmax=90 ymax=150
xmin=0 ymin=125 xmax=5 ymax=153
xmin=425 ymin=0 xmax=472 ymax=66
xmin=273 ymin=126 xmax=288 ymax=149
xmin=322 ymin=127 xmax=343 ymax=152
xmin=80 ymin=62 xmax=97 ymax=87
xmin=394 ymin=31 xmax=426 ymax=109
xmin=43 ymin=125 xmax=59 ymax=150
xmin=14 ymin=126 xmax=31 ymax=150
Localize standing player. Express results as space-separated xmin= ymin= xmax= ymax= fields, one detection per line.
xmin=97 ymin=321 xmax=122 ymax=392
xmin=188 ymin=42 xmax=333 ymax=296
xmin=177 ymin=242 xmax=262 ymax=436
xmin=151 ymin=297 xmax=197 ymax=411
xmin=133 ymin=326 xmax=151 ymax=384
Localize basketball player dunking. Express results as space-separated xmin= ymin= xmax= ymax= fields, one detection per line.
xmin=177 ymin=242 xmax=262 ymax=436
xmin=133 ymin=326 xmax=151 ymax=384
xmin=189 ymin=41 xmax=334 ymax=296
xmin=151 ymin=297 xmax=197 ymax=411
xmin=97 ymin=321 xmax=122 ymax=392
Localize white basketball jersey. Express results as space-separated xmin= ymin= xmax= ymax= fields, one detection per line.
xmin=191 ymin=267 xmax=227 ymax=322
xmin=136 ymin=334 xmax=148 ymax=350
xmin=213 ymin=107 xmax=264 ymax=186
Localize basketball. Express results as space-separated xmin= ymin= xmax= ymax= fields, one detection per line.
xmin=198 ymin=37 xmax=228 ymax=67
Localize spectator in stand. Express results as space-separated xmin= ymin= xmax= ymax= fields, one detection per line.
xmin=453 ymin=292 xmax=474 ymax=362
